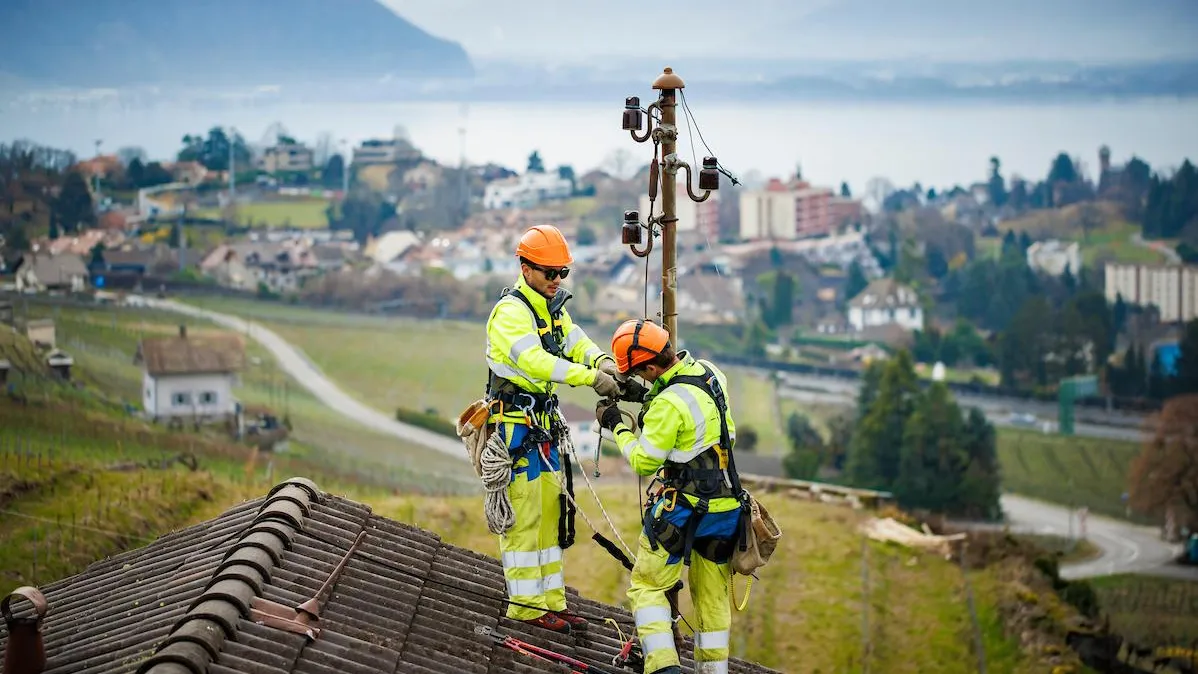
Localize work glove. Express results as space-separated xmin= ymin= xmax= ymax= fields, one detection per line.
xmin=591 ymin=369 xmax=621 ymax=398
xmin=618 ymin=377 xmax=649 ymax=403
xmin=596 ymin=399 xmax=623 ymax=431
xmin=598 ymin=357 xmax=619 ymax=379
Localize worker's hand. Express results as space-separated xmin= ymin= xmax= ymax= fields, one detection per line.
xmin=591 ymin=369 xmax=621 ymax=398
xmin=597 ymin=357 xmax=620 ymax=379
xmin=596 ymin=399 xmax=623 ymax=431
xmin=618 ymin=378 xmax=649 ymax=403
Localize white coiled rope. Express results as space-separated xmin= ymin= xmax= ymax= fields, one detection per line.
xmin=480 ymin=428 xmax=516 ymax=535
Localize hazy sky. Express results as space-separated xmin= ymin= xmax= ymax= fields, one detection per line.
xmin=381 ymin=0 xmax=1198 ymax=64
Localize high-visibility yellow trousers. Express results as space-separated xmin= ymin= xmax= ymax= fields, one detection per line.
xmin=497 ymin=421 xmax=566 ymax=621
xmin=627 ymin=530 xmax=732 ymax=674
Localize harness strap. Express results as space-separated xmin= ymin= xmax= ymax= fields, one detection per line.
xmin=484 ymin=287 xmax=570 ymax=398
xmin=559 ymin=450 xmax=577 ymax=549
xmin=663 ymin=361 xmax=753 ymax=553
xmin=679 ymin=498 xmax=709 ymax=567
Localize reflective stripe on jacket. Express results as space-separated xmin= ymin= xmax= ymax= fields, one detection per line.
xmin=613 ymin=353 xmax=741 ymax=514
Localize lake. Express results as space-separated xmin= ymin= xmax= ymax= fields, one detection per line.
xmin=2 ymin=96 xmax=1196 ymax=194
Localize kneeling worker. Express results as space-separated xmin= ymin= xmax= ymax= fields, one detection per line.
xmin=485 ymin=224 xmax=622 ymax=633
xmin=595 ymin=319 xmax=747 ymax=674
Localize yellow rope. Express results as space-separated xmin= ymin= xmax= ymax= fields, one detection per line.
xmin=730 ymin=573 xmax=753 ymax=612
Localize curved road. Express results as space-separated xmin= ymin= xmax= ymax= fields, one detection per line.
xmin=1000 ymin=495 xmax=1189 ymax=580
xmin=144 ymin=297 xmax=467 ymax=462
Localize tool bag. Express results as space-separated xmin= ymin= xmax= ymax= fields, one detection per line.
xmin=456 ymin=398 xmax=493 ymax=479
xmin=730 ymin=492 xmax=782 ymax=576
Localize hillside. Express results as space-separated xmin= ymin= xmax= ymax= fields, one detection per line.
xmin=0 ymin=0 xmax=473 ymax=88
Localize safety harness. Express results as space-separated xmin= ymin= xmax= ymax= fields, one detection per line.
xmin=645 ymin=361 xmax=751 ymax=566
xmin=483 ymin=285 xmax=577 ymax=550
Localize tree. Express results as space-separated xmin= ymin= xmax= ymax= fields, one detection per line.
xmin=557 ymin=165 xmax=576 ymax=193
xmin=845 ymin=260 xmax=868 ymax=301
xmin=88 ymin=242 xmax=106 ymax=267
xmin=846 ymin=350 xmax=921 ymax=490
xmin=1048 ymin=152 xmax=1079 ymax=185
xmin=126 ymin=157 xmax=146 ymax=189
xmin=142 ymin=162 xmax=173 ymax=187
xmin=987 ymin=156 xmax=1007 ymax=208
xmin=48 ymin=213 xmax=60 ymax=240
xmin=783 ymin=412 xmax=825 ymax=480
xmin=926 ymin=187 xmax=937 ymax=202
xmin=55 ymin=171 xmax=94 ymax=234
xmin=323 ymin=154 xmax=345 ymax=190
xmin=894 ymin=382 xmax=967 ymax=512
xmin=1128 ymin=394 xmax=1198 ymax=531
xmin=770 ymin=271 xmax=795 ymax=327
xmin=4 ymin=225 xmax=29 ymax=253
xmin=1175 ymin=319 xmax=1198 ymax=396
xmin=179 ymin=127 xmax=252 ymax=172
xmin=925 ymin=244 xmax=949 ymax=279
xmin=577 ymin=224 xmax=597 ymax=246
xmin=1061 ymin=263 xmax=1077 ymax=292
xmin=840 ymin=181 xmax=852 ymax=198
xmin=958 ymin=408 xmax=1001 ymax=519
xmin=527 ymin=150 xmax=545 ymax=174
xmin=116 ymin=146 xmax=146 ymax=167
xmin=169 ymin=222 xmax=183 ymax=248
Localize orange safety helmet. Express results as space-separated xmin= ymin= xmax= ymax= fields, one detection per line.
xmin=611 ymin=319 xmax=671 ymax=375
xmin=515 ymin=225 xmax=574 ymax=267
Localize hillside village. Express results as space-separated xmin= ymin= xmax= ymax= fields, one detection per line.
xmin=3 ymin=128 xmax=1198 ymax=407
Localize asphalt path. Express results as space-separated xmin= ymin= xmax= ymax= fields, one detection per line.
xmin=999 ymin=495 xmax=1192 ymax=580
xmin=143 ymin=297 xmax=468 ymax=462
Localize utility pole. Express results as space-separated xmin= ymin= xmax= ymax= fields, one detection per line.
xmin=620 ymin=67 xmax=722 ymax=345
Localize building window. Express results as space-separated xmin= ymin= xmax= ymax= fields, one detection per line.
xmin=200 ymin=391 xmax=218 ymax=405
xmin=172 ymin=392 xmax=191 ymax=407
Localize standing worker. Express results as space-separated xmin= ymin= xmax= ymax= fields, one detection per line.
xmin=596 ymin=319 xmax=747 ymax=674
xmin=484 ymin=224 xmax=622 ymax=633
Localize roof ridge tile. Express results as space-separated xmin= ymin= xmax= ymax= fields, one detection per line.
xmin=135 ymin=478 xmax=322 ymax=674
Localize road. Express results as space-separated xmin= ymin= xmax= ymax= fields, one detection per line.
xmin=776 ymin=373 xmax=1148 ymax=443
xmin=1131 ymin=232 xmax=1182 ymax=264
xmin=999 ymin=494 xmax=1193 ymax=580
xmin=143 ymin=297 xmax=467 ymax=462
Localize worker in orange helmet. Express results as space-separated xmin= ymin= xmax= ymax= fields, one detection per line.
xmin=483 ymin=224 xmax=623 ymax=633
xmin=596 ymin=319 xmax=748 ymax=674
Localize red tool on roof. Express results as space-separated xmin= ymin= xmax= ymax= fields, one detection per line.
xmin=475 ymin=625 xmax=626 ymax=674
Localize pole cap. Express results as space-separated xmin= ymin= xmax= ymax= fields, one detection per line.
xmin=652 ymin=67 xmax=685 ymax=90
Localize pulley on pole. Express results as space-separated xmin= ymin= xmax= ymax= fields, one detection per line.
xmin=618 ymin=67 xmax=721 ymax=345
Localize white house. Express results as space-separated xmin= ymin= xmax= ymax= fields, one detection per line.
xmin=847 ymin=278 xmax=923 ymax=332
xmin=483 ymin=172 xmax=573 ymax=210
xmin=135 ymin=325 xmax=246 ymax=423
xmin=1026 ymin=240 xmax=1082 ymax=276
xmin=14 ymin=253 xmax=89 ymax=293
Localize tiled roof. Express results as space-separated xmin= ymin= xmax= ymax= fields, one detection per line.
xmin=137 ymin=331 xmax=246 ymax=376
xmin=0 ymin=478 xmax=780 ymax=674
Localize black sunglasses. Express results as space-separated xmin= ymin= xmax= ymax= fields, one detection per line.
xmin=529 ymin=263 xmax=570 ymax=281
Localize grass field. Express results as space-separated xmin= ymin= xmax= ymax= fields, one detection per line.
xmin=997 ymin=202 xmax=1168 ymax=267
xmin=19 ymin=301 xmax=477 ymax=495
xmin=1089 ymin=574 xmax=1198 ymax=649
xmin=0 ymin=296 xmax=1109 ymax=672
xmin=193 ymin=198 xmax=330 ymax=228
xmin=995 ymin=427 xmax=1143 ymax=521
xmin=373 ymin=481 xmax=1050 ymax=673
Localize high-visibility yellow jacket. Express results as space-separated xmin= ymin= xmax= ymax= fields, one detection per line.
xmin=485 ymin=276 xmax=607 ymax=400
xmin=613 ymin=352 xmax=741 ymax=514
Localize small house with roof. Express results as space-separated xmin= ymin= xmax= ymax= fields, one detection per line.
xmin=135 ymin=325 xmax=246 ymax=422
xmin=847 ymin=278 xmax=923 ymax=332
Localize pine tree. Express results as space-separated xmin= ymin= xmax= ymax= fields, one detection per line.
xmin=846 ymin=350 xmax=921 ymax=490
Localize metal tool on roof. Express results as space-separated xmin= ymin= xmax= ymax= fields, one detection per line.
xmin=475 ymin=625 xmax=623 ymax=674
xmin=250 ymin=529 xmax=366 ymax=640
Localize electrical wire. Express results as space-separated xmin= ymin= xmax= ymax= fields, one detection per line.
xmin=679 ymin=90 xmax=741 ymax=187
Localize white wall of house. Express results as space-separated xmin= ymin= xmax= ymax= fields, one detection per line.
xmin=144 ymin=371 xmax=239 ymax=419
xmin=848 ymin=306 xmax=924 ymax=332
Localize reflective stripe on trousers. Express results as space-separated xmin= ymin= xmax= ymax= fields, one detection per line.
xmin=498 ymin=423 xmax=565 ymax=620
xmin=626 ymin=530 xmax=732 ymax=673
